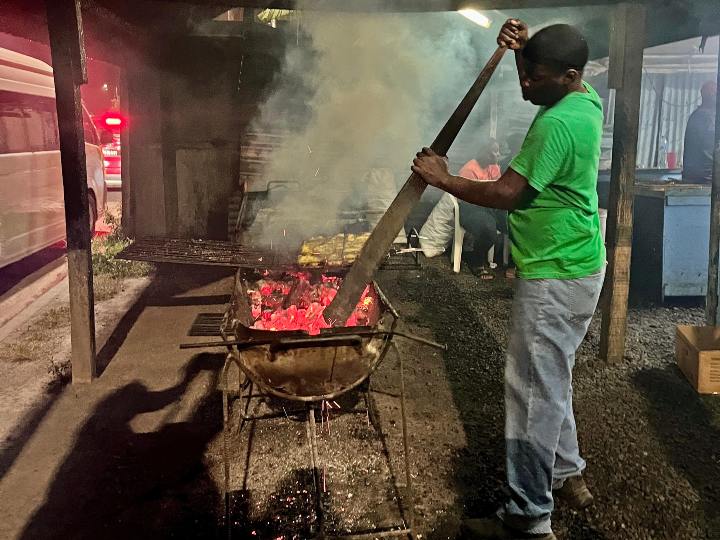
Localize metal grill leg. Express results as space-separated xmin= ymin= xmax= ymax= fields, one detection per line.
xmin=222 ymin=355 xmax=233 ymax=540
xmin=363 ymin=353 xmax=415 ymax=540
xmin=306 ymin=405 xmax=326 ymax=538
xmin=222 ymin=349 xmax=415 ymax=539
xmin=222 ymin=354 xmax=254 ymax=540
xmin=396 ymin=342 xmax=416 ymax=540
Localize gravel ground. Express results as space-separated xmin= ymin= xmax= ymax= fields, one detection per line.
xmin=373 ymin=257 xmax=720 ymax=540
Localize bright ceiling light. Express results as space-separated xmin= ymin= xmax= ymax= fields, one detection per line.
xmin=458 ymin=9 xmax=491 ymax=28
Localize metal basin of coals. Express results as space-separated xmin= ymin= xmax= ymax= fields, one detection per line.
xmin=220 ymin=269 xmax=398 ymax=401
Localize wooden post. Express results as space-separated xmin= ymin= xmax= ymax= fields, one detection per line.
xmin=599 ymin=3 xmax=646 ymax=363
xmin=705 ymin=54 xmax=720 ymax=324
xmin=119 ymin=69 xmax=134 ymax=237
xmin=46 ymin=0 xmax=97 ymax=382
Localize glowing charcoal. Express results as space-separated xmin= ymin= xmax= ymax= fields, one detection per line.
xmin=247 ymin=273 xmax=370 ymax=334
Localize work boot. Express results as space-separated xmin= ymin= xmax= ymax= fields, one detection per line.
xmin=460 ymin=516 xmax=557 ymax=539
xmin=553 ymin=474 xmax=594 ymax=510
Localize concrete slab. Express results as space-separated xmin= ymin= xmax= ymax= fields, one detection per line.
xmin=0 ymin=267 xmax=235 ymax=539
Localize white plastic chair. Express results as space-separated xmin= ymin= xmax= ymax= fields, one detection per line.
xmin=449 ymin=196 xmax=465 ymax=273
xmin=450 ymin=195 xmax=504 ymax=274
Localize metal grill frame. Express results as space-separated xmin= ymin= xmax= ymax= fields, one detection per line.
xmin=218 ymin=271 xmax=415 ymax=539
xmin=117 ymin=236 xmax=420 ymax=272
xmin=220 ymin=268 xmax=400 ymax=402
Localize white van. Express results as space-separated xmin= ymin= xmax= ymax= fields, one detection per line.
xmin=0 ymin=46 xmax=107 ymax=269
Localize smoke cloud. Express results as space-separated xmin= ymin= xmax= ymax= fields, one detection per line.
xmin=245 ymin=9 xmax=508 ymax=249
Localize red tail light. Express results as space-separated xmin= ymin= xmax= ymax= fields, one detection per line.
xmin=98 ymin=111 xmax=128 ymax=132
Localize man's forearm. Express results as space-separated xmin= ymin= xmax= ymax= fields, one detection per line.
xmin=437 ymin=174 xmax=519 ymax=210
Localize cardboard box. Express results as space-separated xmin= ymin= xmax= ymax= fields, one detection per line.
xmin=675 ymin=326 xmax=720 ymax=394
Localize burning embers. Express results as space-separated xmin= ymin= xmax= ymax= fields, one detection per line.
xmin=248 ymin=272 xmax=372 ymax=333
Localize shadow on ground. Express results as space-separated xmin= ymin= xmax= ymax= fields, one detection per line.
xmin=633 ymin=366 xmax=720 ymax=536
xmin=0 ymin=265 xmax=233 ymax=487
xmin=19 ymin=352 xmax=225 ymax=539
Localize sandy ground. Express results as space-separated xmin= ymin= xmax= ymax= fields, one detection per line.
xmin=0 ymin=259 xmax=718 ymax=539
xmin=0 ymin=277 xmax=150 ymax=466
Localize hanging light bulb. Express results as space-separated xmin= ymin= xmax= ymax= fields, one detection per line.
xmin=458 ymin=9 xmax=492 ymax=28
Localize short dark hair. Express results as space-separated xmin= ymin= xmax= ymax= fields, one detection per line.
xmin=522 ymin=24 xmax=589 ymax=72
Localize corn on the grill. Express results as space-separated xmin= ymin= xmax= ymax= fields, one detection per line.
xmin=298 ymin=233 xmax=370 ymax=267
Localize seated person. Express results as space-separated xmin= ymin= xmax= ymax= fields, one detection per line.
xmin=457 ymin=140 xmax=504 ymax=277
xmin=419 ymin=139 xmax=504 ymax=278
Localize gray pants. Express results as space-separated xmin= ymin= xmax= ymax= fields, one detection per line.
xmin=498 ymin=271 xmax=604 ymax=534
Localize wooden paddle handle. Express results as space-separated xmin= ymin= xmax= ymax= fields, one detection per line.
xmin=324 ymin=46 xmax=508 ymax=326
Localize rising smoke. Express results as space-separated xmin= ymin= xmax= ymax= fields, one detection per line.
xmin=246 ymin=9 xmax=515 ymax=247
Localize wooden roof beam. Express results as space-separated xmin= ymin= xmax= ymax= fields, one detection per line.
xmin=165 ymin=0 xmax=624 ymax=11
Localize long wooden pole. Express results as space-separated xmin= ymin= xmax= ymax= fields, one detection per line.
xmin=704 ymin=53 xmax=720 ymax=324
xmin=599 ymin=3 xmax=646 ymax=363
xmin=46 ymin=0 xmax=97 ymax=382
xmin=325 ymin=46 xmax=507 ymax=325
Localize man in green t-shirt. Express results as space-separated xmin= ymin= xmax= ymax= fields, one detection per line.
xmin=412 ymin=20 xmax=605 ymax=540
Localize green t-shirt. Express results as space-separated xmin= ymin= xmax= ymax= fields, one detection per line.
xmin=508 ymin=81 xmax=606 ymax=279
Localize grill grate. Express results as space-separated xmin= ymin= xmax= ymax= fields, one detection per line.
xmin=380 ymin=251 xmax=422 ymax=271
xmin=117 ymin=237 xmax=417 ymax=271
xmin=188 ymin=313 xmax=225 ymax=336
xmin=116 ymin=238 xmax=286 ymax=268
